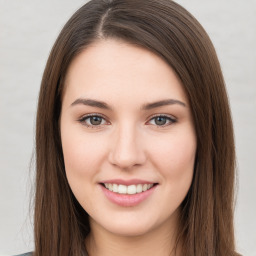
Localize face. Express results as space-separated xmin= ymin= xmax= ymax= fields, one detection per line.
xmin=60 ymin=39 xmax=196 ymax=237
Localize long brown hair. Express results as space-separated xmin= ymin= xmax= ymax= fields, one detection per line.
xmin=34 ymin=0 xmax=239 ymax=255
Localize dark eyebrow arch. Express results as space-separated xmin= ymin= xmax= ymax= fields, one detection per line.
xmin=141 ymin=99 xmax=186 ymax=110
xmin=70 ymin=98 xmax=186 ymax=110
xmin=71 ymin=98 xmax=112 ymax=110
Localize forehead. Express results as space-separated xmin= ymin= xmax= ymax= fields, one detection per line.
xmin=63 ymin=39 xmax=188 ymax=106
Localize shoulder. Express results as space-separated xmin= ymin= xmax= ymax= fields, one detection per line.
xmin=13 ymin=253 xmax=33 ymax=256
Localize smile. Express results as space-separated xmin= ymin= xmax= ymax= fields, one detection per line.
xmin=100 ymin=181 xmax=158 ymax=207
xmin=103 ymin=183 xmax=154 ymax=195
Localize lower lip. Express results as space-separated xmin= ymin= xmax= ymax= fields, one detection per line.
xmin=100 ymin=185 xmax=157 ymax=207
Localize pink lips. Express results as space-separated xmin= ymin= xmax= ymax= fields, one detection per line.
xmin=101 ymin=179 xmax=154 ymax=186
xmin=100 ymin=179 xmax=157 ymax=207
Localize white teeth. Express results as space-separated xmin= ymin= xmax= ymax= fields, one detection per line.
xmin=104 ymin=183 xmax=155 ymax=194
xmin=118 ymin=184 xmax=127 ymax=194
xmin=142 ymin=184 xmax=148 ymax=192
xmin=113 ymin=183 xmax=118 ymax=192
xmin=127 ymin=185 xmax=136 ymax=195
xmin=137 ymin=184 xmax=142 ymax=193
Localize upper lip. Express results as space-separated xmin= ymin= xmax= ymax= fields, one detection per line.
xmin=100 ymin=179 xmax=158 ymax=186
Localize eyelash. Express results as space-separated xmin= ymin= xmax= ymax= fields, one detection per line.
xmin=148 ymin=114 xmax=177 ymax=127
xmin=78 ymin=113 xmax=177 ymax=129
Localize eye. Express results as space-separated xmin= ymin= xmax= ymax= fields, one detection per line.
xmin=147 ymin=115 xmax=176 ymax=127
xmin=78 ymin=114 xmax=108 ymax=128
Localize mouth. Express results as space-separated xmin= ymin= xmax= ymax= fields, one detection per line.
xmin=99 ymin=179 xmax=159 ymax=207
xmin=100 ymin=183 xmax=158 ymax=195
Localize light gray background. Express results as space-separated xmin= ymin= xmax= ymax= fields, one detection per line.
xmin=0 ymin=0 xmax=255 ymax=255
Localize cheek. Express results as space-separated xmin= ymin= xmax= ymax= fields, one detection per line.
xmin=61 ymin=126 xmax=105 ymax=178
xmin=61 ymin=127 xmax=106 ymax=209
xmin=149 ymin=129 xmax=196 ymax=182
xmin=150 ymin=130 xmax=196 ymax=217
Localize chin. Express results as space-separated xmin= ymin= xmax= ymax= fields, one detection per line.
xmin=107 ymin=224 xmax=153 ymax=237
xmin=94 ymin=213 xmax=161 ymax=237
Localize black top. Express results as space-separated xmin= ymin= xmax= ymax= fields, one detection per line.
xmin=13 ymin=253 xmax=32 ymax=256
xmin=14 ymin=252 xmax=88 ymax=256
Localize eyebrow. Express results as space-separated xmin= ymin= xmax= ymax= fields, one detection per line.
xmin=141 ymin=99 xmax=186 ymax=110
xmin=70 ymin=98 xmax=186 ymax=110
xmin=71 ymin=98 xmax=112 ymax=110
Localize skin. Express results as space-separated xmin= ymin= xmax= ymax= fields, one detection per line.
xmin=60 ymin=39 xmax=197 ymax=256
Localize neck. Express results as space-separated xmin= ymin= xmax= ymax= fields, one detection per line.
xmin=85 ymin=212 xmax=181 ymax=256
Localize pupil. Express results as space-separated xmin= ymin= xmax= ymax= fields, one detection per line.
xmin=155 ymin=117 xmax=166 ymax=125
xmin=90 ymin=116 xmax=102 ymax=125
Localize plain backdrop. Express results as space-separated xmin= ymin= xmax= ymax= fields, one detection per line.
xmin=0 ymin=0 xmax=255 ymax=255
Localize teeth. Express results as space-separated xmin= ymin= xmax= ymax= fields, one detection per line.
xmin=113 ymin=183 xmax=118 ymax=192
xmin=142 ymin=184 xmax=148 ymax=191
xmin=118 ymin=184 xmax=127 ymax=194
xmin=137 ymin=184 xmax=142 ymax=193
xmin=104 ymin=183 xmax=154 ymax=194
xmin=127 ymin=185 xmax=136 ymax=194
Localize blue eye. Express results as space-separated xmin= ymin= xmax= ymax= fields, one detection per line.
xmin=78 ymin=114 xmax=176 ymax=128
xmin=148 ymin=115 xmax=176 ymax=126
xmin=79 ymin=114 xmax=107 ymax=127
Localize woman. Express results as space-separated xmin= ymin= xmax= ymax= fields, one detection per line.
xmin=16 ymin=0 xmax=240 ymax=255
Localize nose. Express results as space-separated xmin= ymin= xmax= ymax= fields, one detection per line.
xmin=108 ymin=124 xmax=146 ymax=170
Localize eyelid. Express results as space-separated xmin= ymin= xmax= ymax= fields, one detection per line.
xmin=146 ymin=114 xmax=177 ymax=126
xmin=77 ymin=113 xmax=177 ymax=128
xmin=78 ymin=113 xmax=110 ymax=128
